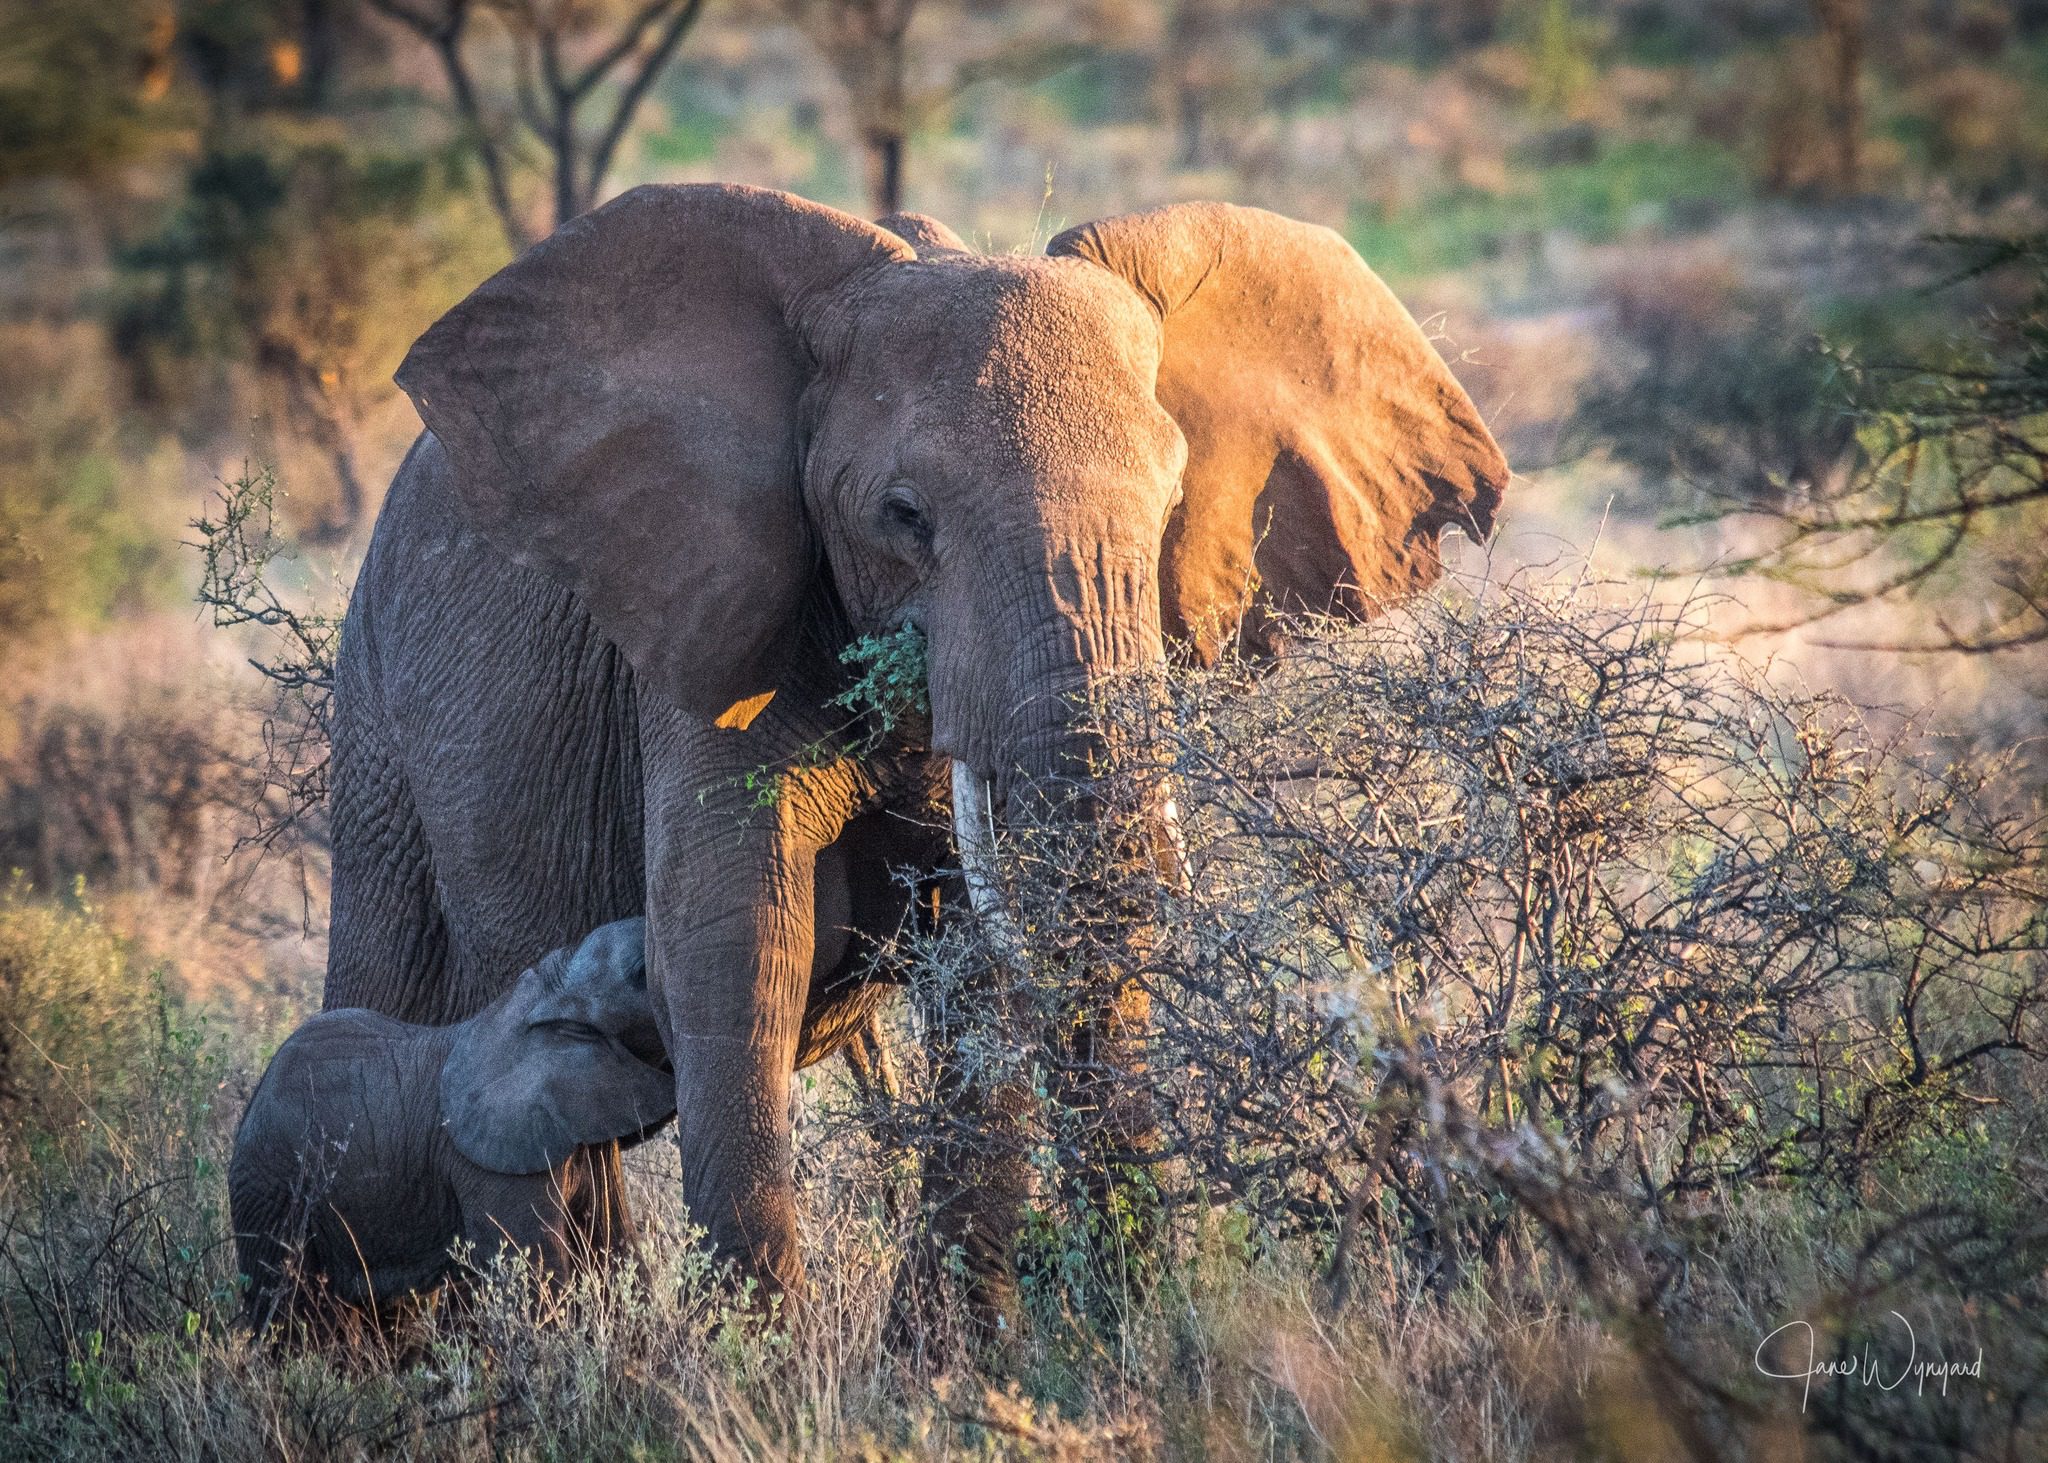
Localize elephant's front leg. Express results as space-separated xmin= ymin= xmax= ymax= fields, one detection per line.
xmin=640 ymin=702 xmax=853 ymax=1301
xmin=908 ymin=949 xmax=1039 ymax=1334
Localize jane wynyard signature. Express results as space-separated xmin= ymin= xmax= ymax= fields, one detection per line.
xmin=1755 ymin=1312 xmax=1984 ymax=1412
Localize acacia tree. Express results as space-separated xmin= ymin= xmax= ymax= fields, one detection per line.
xmin=781 ymin=0 xmax=917 ymax=215
xmin=364 ymin=0 xmax=707 ymax=249
xmin=1810 ymin=0 xmax=1866 ymax=193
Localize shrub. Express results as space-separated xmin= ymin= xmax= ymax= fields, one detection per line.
xmin=1701 ymin=233 xmax=2048 ymax=660
xmin=863 ymin=569 xmax=2048 ymax=1452
xmin=0 ymin=693 xmax=253 ymax=901
xmin=0 ymin=884 xmax=240 ymax=1447
xmin=0 ymin=879 xmax=176 ymax=1138
xmin=1565 ymin=262 xmax=1866 ymax=512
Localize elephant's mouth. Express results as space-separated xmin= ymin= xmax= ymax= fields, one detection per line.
xmin=949 ymin=759 xmax=1188 ymax=957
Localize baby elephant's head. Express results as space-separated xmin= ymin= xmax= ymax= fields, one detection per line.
xmin=439 ymin=917 xmax=675 ymax=1174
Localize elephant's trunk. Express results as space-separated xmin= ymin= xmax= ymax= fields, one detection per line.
xmin=942 ymin=599 xmax=1181 ymax=1299
xmin=944 ymin=533 xmax=1184 ymax=939
xmin=951 ymin=730 xmax=1187 ymax=953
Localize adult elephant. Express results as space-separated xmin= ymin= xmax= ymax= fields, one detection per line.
xmin=325 ymin=183 xmax=1508 ymax=1307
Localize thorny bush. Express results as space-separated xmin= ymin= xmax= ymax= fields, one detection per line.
xmin=858 ymin=570 xmax=2048 ymax=1451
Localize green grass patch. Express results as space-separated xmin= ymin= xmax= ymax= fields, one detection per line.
xmin=1032 ymin=55 xmax=1154 ymax=128
xmin=1349 ymin=137 xmax=1747 ymax=280
xmin=639 ymin=87 xmax=727 ymax=168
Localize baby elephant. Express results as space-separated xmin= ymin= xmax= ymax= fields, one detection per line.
xmin=230 ymin=918 xmax=673 ymax=1329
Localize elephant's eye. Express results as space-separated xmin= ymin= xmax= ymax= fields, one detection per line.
xmin=879 ymin=488 xmax=932 ymax=552
xmin=538 ymin=1019 xmax=604 ymax=1044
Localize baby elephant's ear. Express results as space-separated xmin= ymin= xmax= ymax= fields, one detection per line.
xmin=440 ymin=919 xmax=674 ymax=1175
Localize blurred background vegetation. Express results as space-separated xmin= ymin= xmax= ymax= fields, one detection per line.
xmin=6 ymin=0 xmax=2048 ymax=943
xmin=3 ymin=1 xmax=2048 ymax=1456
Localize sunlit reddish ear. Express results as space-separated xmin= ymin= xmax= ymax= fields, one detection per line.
xmin=397 ymin=184 xmax=912 ymax=721
xmin=1050 ymin=203 xmax=1509 ymax=660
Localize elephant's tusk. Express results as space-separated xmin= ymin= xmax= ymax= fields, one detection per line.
xmin=1159 ymin=792 xmax=1192 ymax=895
xmin=951 ymin=761 xmax=1026 ymax=957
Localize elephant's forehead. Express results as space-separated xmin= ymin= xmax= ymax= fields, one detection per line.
xmin=860 ymin=257 xmax=1170 ymax=473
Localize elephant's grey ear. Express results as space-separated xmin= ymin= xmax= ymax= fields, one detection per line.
xmin=1049 ymin=203 xmax=1510 ymax=662
xmin=397 ymin=185 xmax=914 ymax=724
xmin=877 ymin=211 xmax=972 ymax=258
xmin=439 ymin=921 xmax=674 ymax=1175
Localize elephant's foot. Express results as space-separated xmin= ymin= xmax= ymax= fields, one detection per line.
xmin=884 ymin=1213 xmax=1024 ymax=1362
xmin=886 ymin=1090 xmax=1036 ymax=1353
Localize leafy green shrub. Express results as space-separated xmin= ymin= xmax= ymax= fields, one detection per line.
xmin=735 ymin=624 xmax=930 ymax=809
xmin=833 ymin=623 xmax=931 ymax=743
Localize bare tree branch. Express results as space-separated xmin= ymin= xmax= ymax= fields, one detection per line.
xmin=366 ymin=0 xmax=709 ymax=245
xmin=364 ymin=0 xmax=533 ymax=251
xmin=586 ymin=0 xmax=708 ymax=203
